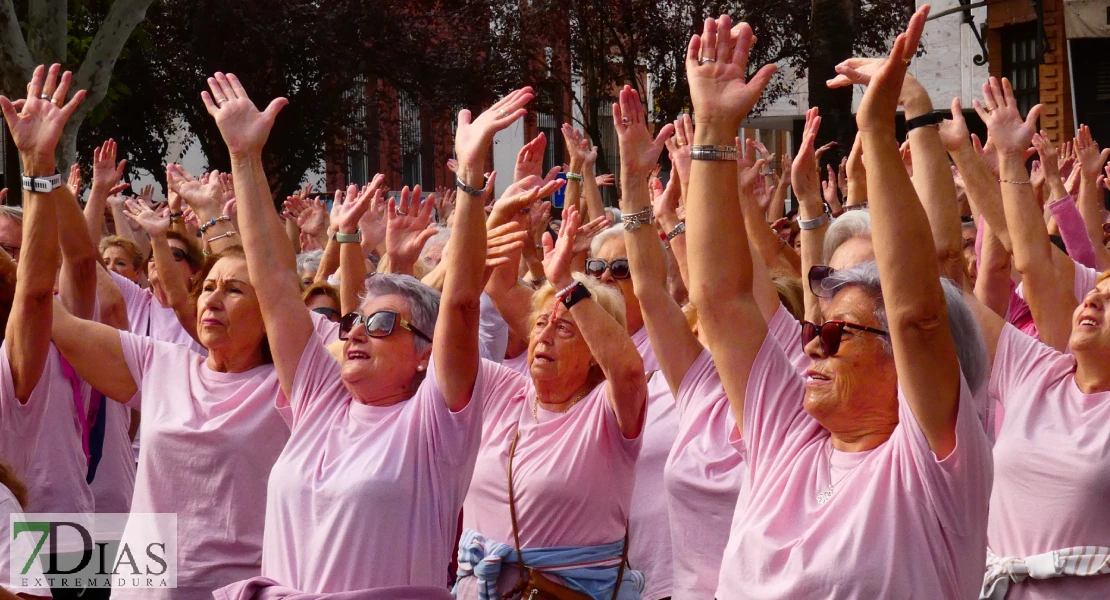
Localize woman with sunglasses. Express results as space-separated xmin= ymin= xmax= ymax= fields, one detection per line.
xmin=202 ymin=75 xmax=530 ymax=595
xmin=685 ymin=12 xmax=992 ymax=598
xmin=457 ymin=202 xmax=646 ymax=600
xmin=960 ymin=76 xmax=1110 ymax=599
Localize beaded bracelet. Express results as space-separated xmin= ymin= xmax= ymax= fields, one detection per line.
xmin=198 ymin=215 xmax=231 ymax=235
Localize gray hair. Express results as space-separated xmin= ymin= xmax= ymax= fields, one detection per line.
xmin=822 ymin=260 xmax=989 ymax=397
xmin=823 ymin=210 xmax=871 ymax=264
xmin=360 ymin=273 xmax=441 ymax=354
xmin=589 ymin=224 xmax=624 ymax=258
xmin=419 ymin=226 xmax=451 ymax=261
xmin=296 ymin=250 xmax=323 ymax=276
xmin=0 ymin=206 xmax=24 ymax=225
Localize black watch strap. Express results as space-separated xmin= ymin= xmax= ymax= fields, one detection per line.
xmin=906 ymin=112 xmax=942 ymax=132
xmin=561 ymin=282 xmax=592 ymax=310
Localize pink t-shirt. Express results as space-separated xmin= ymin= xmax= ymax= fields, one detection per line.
xmin=1014 ymin=260 xmax=1098 ymax=307
xmin=0 ymin=483 xmax=51 ymax=597
xmin=89 ymin=400 xmax=135 ymax=513
xmin=628 ymin=372 xmax=677 ymax=600
xmin=0 ymin=343 xmax=94 ymax=515
xmin=262 ymin=338 xmax=509 ymax=592
xmin=115 ymin=331 xmax=290 ymax=600
xmin=767 ymin=303 xmax=810 ymax=373
xmin=112 ymin=270 xmax=207 ymax=354
xmin=662 ymin=348 xmax=744 ymax=600
xmin=464 ymin=374 xmax=642 ymax=549
xmin=631 ymin=327 xmax=658 ymax=371
xmin=988 ymin=323 xmax=1110 ymax=599
xmin=715 ymin=333 xmax=992 ymax=599
xmin=500 ymin=351 xmax=528 ymax=375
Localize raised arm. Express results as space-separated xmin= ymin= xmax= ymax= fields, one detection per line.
xmin=845 ymin=135 xmax=867 ymax=207
xmin=0 ymin=65 xmax=73 ymax=401
xmin=561 ymin=124 xmax=586 ymax=215
xmin=83 ymin=139 xmax=129 ymax=243
xmin=974 ymin=78 xmax=1075 ymax=351
xmin=792 ymin=108 xmax=830 ymax=321
xmin=51 ymin=300 xmax=136 ymax=402
xmin=168 ymin=165 xmax=239 ymax=255
xmin=1074 ymin=125 xmax=1110 ymax=270
xmin=848 ymin=7 xmax=962 ymax=456
xmin=336 ymin=181 xmax=383 ymax=314
xmin=56 ymin=183 xmax=100 ymax=320
xmin=1037 ymin=131 xmax=1102 ymax=269
xmin=382 ymin=186 xmax=437 ymax=276
xmin=737 ymin=140 xmax=801 ymax=275
xmin=685 ymin=16 xmax=778 ymax=430
xmin=614 ymin=86 xmax=701 ymax=395
xmin=200 ymin=72 xmax=309 ymax=395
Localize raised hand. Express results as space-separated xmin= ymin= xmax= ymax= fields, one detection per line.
xmin=201 ymin=72 xmax=288 ymax=157
xmin=455 ymin=87 xmax=533 ymax=168
xmin=613 ymin=85 xmax=675 ymax=176
xmin=435 ymin=188 xmax=456 ymax=225
xmin=167 ymin=164 xmax=223 ymax=215
xmin=92 ymin=139 xmax=129 ymax=195
xmin=572 ymin=215 xmax=611 ymax=255
xmin=686 ymin=16 xmax=777 ymax=130
xmin=297 ymin=196 xmax=329 ymax=238
xmin=822 ymin=165 xmax=842 ymax=211
xmin=139 ymin=184 xmax=155 ymax=207
xmin=122 ymin=197 xmax=170 ymax=237
xmin=837 ymin=157 xmax=848 ymax=197
xmin=541 ymin=203 xmax=582 ymax=288
xmin=650 ymin=175 xmax=683 ymax=228
xmin=529 ymin=200 xmax=552 ymax=241
xmin=790 ymin=107 xmax=823 ymax=204
xmin=1075 ymin=124 xmax=1110 ymax=178
xmin=854 ymin=5 xmax=929 ymax=134
xmin=515 ymin=133 xmax=556 ymax=182
xmin=1031 ymin=130 xmax=1062 ymax=183
xmin=814 ymin=142 xmax=836 ymax=165
xmin=333 ymin=177 xmax=379 ymax=234
xmin=358 ymin=180 xmax=389 ymax=251
xmin=663 ymin=114 xmax=693 ymax=191
xmin=736 ymin=138 xmax=768 ymax=193
xmin=973 ymin=76 xmax=1043 ymax=157
xmin=596 ymin=173 xmax=615 ymax=187
xmin=386 ymin=185 xmax=437 ymax=270
xmin=490 ymin=176 xmax=564 ymax=228
xmin=938 ymin=98 xmax=972 ymax=153
xmin=0 ymin=63 xmax=87 ymax=173
xmin=67 ymin=164 xmax=82 ymax=197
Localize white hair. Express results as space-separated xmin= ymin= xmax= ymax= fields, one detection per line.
xmin=0 ymin=206 xmax=23 ymax=224
xmin=589 ymin=224 xmax=624 ymax=258
xmin=360 ymin=273 xmax=441 ymax=354
xmin=296 ymin=250 xmax=323 ymax=276
xmin=823 ymin=210 xmax=871 ymax=264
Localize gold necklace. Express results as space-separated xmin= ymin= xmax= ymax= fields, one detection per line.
xmin=533 ymin=388 xmax=590 ymax=422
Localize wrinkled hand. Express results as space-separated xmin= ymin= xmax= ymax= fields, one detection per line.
xmin=334 ymin=176 xmax=382 ymax=234
xmin=973 ymin=76 xmax=1042 ymax=157
xmin=686 ymin=16 xmax=777 ymax=128
xmin=202 ymin=72 xmax=288 ymax=157
xmin=854 ymin=6 xmax=929 ymax=134
xmin=572 ymin=215 xmax=610 ymax=254
xmin=0 ymin=64 xmax=87 ymax=171
xmin=123 ymin=197 xmax=170 ymax=237
xmin=484 ymin=222 xmax=529 ymax=283
xmin=650 ymin=175 xmax=683 ymax=227
xmin=167 ymin=164 xmax=223 ymax=215
xmin=541 ymin=203 xmax=582 ymax=288
xmin=1031 ymin=130 xmax=1062 ymax=182
xmin=92 ymin=138 xmax=129 ymax=194
xmin=515 ymin=133 xmax=555 ymax=182
xmin=938 ymin=98 xmax=972 ymax=153
xmin=456 ymin=87 xmax=533 ymax=167
xmin=297 ymin=196 xmax=329 ymax=237
xmin=67 ymin=164 xmax=82 ymax=197
xmin=1075 ymin=124 xmax=1110 ymax=178
xmin=386 ymin=185 xmax=437 ymax=267
xmin=663 ymin=114 xmax=693 ymax=191
xmin=596 ymin=173 xmax=615 ymax=187
xmin=613 ymin=85 xmax=675 ymax=176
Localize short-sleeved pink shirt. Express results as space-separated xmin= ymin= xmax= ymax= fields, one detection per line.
xmin=262 ymin=338 xmax=512 ymax=592
xmin=463 ymin=373 xmax=642 ymax=549
xmin=114 ymin=331 xmax=290 ymax=600
xmin=988 ymin=323 xmax=1110 ymax=599
xmin=715 ymin=333 xmax=993 ymax=599
xmin=629 ymin=372 xmax=677 ymax=600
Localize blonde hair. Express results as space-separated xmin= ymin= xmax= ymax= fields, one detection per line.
xmin=770 ymin=269 xmax=804 ymax=320
xmin=1097 ymin=270 xmax=1110 ymax=285
xmin=529 ymin=273 xmax=627 ymax=331
xmin=100 ymin=236 xmax=146 ymax=272
xmin=302 ymin=281 xmax=340 ymax=308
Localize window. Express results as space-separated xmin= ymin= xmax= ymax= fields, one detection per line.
xmin=345 ymin=76 xmax=372 ymax=186
xmin=399 ymin=91 xmax=422 ymax=188
xmin=1002 ymin=23 xmax=1040 ymax=117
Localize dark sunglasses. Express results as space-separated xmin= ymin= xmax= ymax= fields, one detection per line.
xmin=149 ymin=247 xmax=189 ymax=263
xmin=808 ymin=265 xmax=835 ymax=299
xmin=585 ymin=258 xmax=630 ymax=280
xmin=312 ymin=306 xmax=340 ymax=321
xmin=339 ymin=310 xmax=433 ymax=343
xmin=801 ymin=320 xmax=889 ymax=356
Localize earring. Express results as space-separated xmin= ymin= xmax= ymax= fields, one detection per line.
xmin=417 ymin=365 xmax=426 ymax=372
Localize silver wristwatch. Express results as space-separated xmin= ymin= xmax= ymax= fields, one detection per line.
xmin=798 ymin=207 xmax=832 ymax=230
xmin=690 ymin=145 xmax=738 ymax=161
xmin=334 ymin=229 xmax=362 ymax=243
xmin=21 ymin=172 xmax=63 ymax=193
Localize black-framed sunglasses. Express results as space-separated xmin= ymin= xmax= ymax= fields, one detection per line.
xmin=585 ymin=258 xmax=630 ymax=280
xmin=312 ymin=306 xmax=340 ymax=322
xmin=339 ymin=310 xmax=433 ymax=343
xmin=808 ymin=265 xmax=836 ymax=299
xmin=801 ymin=320 xmax=889 ymax=356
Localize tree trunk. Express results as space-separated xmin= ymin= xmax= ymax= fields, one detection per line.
xmin=808 ymin=0 xmax=856 ymax=168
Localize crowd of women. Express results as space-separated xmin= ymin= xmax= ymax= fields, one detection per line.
xmin=1 ymin=5 xmax=1109 ymax=599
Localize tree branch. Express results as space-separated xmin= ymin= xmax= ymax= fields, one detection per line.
xmin=0 ymin=0 xmax=35 ymax=95
xmin=72 ymin=0 xmax=155 ymax=122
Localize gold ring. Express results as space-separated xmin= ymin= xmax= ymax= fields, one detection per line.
xmin=902 ymin=58 xmax=911 ymax=66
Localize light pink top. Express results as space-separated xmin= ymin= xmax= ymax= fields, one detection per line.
xmin=463 ymin=371 xmax=642 ymax=549
xmin=114 ymin=331 xmax=290 ymax=600
xmin=988 ymin=323 xmax=1110 ymax=599
xmin=662 ymin=348 xmax=744 ymax=600
xmin=631 ymin=326 xmax=658 ymax=371
xmin=0 ymin=343 xmax=94 ymax=515
xmin=715 ymin=333 xmax=992 ymax=599
xmin=89 ymin=400 xmax=135 ymax=513
xmin=1015 ymin=261 xmax=1098 ymax=306
xmin=0 ymin=483 xmax=51 ymax=597
xmin=629 ymin=371 xmax=677 ymax=600
xmin=500 ymin=351 xmax=528 ymax=375
xmin=112 ymin=270 xmax=206 ymax=354
xmin=263 ymin=338 xmax=509 ymax=592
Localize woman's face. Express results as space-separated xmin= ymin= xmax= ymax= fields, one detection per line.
xmin=305 ymin=293 xmax=340 ymax=322
xmin=299 ymin=269 xmax=315 ymax=289
xmin=593 ymin=236 xmax=641 ymax=330
xmin=195 ymin=257 xmax=266 ymax=357
xmin=149 ymin=238 xmax=197 ymax=302
xmin=1070 ymin=278 xmax=1110 ymax=355
xmin=802 ymin=286 xmax=898 ymax=434
xmin=102 ymin=246 xmax=141 ymax=282
xmin=528 ymin=298 xmax=595 ymax=388
xmin=341 ymin=294 xmax=429 ymax=403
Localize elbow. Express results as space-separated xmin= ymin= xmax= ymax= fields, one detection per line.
xmin=886 ymin=301 xmax=948 ymax=338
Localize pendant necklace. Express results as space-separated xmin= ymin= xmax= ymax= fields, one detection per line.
xmin=816 ymin=441 xmax=865 ymax=505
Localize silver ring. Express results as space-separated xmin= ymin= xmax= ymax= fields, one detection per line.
xmin=498 ymin=109 xmax=507 ymax=118
xmin=396 ymin=209 xmax=408 ymax=216
xmin=39 ymin=94 xmax=49 ymax=100
xmin=698 ymin=57 xmax=717 ymax=65
xmin=217 ymin=98 xmax=228 ymax=106
xmin=621 ymin=117 xmax=630 ymax=126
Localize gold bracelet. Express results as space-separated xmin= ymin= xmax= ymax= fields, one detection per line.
xmin=999 ymin=179 xmax=1031 ymax=185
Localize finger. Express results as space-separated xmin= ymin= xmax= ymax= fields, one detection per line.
xmin=714 ymin=15 xmax=732 ymax=67
xmin=971 ymin=100 xmax=990 ymax=123
xmin=1001 ymin=77 xmax=1017 ymax=109
xmin=0 ymin=97 xmax=16 ymax=129
xmin=988 ymin=77 xmax=1004 ymax=110
xmin=262 ymin=98 xmax=289 ymax=123
xmin=53 ymin=70 xmax=72 ymax=106
xmin=700 ymin=18 xmax=717 ymax=62
xmin=686 ymin=34 xmax=701 ymax=69
xmin=747 ymin=64 xmax=778 ymax=100
xmin=225 ymin=73 xmax=249 ymax=101
xmin=41 ymin=64 xmax=61 ymax=99
xmin=214 ymin=73 xmax=238 ymax=101
xmin=26 ymin=65 xmax=45 ymax=100
xmin=201 ymin=91 xmax=219 ymax=116
xmin=732 ymin=22 xmax=754 ymax=73
xmin=110 ymin=183 xmax=130 ymax=195
xmin=59 ymin=89 xmax=86 ymax=120
xmin=1024 ymin=104 xmax=1043 ymax=131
